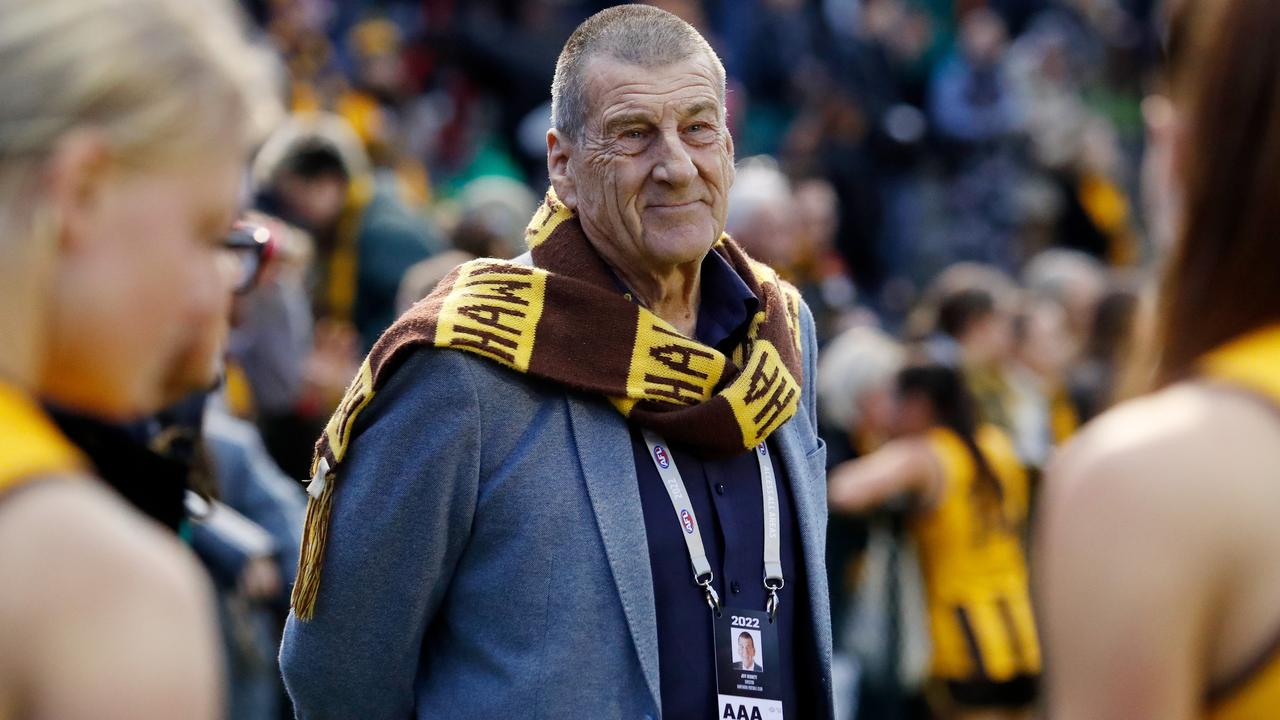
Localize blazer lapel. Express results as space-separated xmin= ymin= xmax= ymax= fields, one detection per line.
xmin=566 ymin=396 xmax=662 ymax=710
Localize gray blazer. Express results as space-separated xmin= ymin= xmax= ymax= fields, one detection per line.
xmin=279 ymin=304 xmax=833 ymax=719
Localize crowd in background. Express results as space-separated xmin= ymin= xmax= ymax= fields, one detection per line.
xmin=147 ymin=0 xmax=1166 ymax=717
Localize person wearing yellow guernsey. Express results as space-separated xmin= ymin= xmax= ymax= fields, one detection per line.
xmin=1038 ymin=1 xmax=1280 ymax=718
xmin=830 ymin=364 xmax=1039 ymax=719
xmin=0 ymin=0 xmax=277 ymax=718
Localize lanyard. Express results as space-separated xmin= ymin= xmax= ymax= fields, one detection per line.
xmin=641 ymin=429 xmax=785 ymax=622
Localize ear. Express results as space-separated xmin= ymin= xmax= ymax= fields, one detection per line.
xmin=546 ymin=129 xmax=578 ymax=210
xmin=42 ymin=129 xmax=112 ymax=253
xmin=723 ymin=128 xmax=736 ymax=188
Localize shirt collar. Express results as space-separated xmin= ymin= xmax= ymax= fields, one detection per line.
xmin=695 ymin=249 xmax=758 ymax=350
xmin=601 ymin=249 xmax=760 ymax=350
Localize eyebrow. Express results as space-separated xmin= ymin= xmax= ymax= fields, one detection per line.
xmin=678 ymin=101 xmax=719 ymax=119
xmin=603 ymin=111 xmax=658 ymax=135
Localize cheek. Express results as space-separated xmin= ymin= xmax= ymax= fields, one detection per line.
xmin=107 ymin=194 xmax=214 ymax=317
xmin=699 ymin=148 xmax=735 ymax=217
xmin=49 ymin=189 xmax=222 ymax=414
xmin=605 ymin=161 xmax=646 ymax=208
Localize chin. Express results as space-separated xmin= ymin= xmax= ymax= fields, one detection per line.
xmin=642 ymin=225 xmax=718 ymax=267
xmin=42 ymin=382 xmax=156 ymax=423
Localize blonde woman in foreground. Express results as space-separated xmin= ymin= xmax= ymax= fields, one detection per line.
xmin=1038 ymin=0 xmax=1280 ymax=717
xmin=0 ymin=0 xmax=276 ymax=717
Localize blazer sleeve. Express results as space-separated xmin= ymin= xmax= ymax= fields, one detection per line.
xmin=280 ymin=348 xmax=481 ymax=719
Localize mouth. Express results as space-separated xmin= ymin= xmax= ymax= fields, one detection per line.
xmin=645 ymin=200 xmax=702 ymax=210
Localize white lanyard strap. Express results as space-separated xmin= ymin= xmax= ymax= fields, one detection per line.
xmin=641 ymin=429 xmax=785 ymax=621
xmin=756 ymin=443 xmax=785 ymax=621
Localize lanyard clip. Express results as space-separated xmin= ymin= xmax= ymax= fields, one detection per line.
xmin=697 ymin=572 xmax=722 ymax=616
xmin=764 ymin=577 xmax=784 ymax=623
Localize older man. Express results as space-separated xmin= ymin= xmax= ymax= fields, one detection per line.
xmin=280 ymin=6 xmax=833 ymax=719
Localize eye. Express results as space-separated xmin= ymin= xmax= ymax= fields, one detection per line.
xmin=684 ymin=122 xmax=717 ymax=143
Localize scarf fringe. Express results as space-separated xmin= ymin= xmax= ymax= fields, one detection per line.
xmin=290 ymin=473 xmax=335 ymax=621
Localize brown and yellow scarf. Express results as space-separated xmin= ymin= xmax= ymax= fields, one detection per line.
xmin=292 ymin=190 xmax=805 ymax=618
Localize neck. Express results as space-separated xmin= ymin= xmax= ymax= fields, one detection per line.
xmin=575 ymin=210 xmax=711 ymax=336
xmin=0 ymin=288 xmax=43 ymax=394
xmin=0 ymin=229 xmax=53 ymax=394
xmin=598 ymin=252 xmax=703 ymax=337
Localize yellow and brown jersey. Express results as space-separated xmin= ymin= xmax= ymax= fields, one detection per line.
xmin=1200 ymin=325 xmax=1280 ymax=720
xmin=912 ymin=424 xmax=1040 ymax=683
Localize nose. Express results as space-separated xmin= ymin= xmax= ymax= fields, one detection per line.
xmin=650 ymin=127 xmax=696 ymax=188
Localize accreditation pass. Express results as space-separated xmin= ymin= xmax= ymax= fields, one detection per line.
xmin=713 ymin=608 xmax=782 ymax=719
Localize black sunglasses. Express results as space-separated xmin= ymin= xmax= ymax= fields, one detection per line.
xmin=222 ymin=223 xmax=274 ymax=294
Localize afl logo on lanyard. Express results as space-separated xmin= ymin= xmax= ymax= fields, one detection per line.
xmin=680 ymin=508 xmax=696 ymax=534
xmin=653 ymin=445 xmax=672 ymax=469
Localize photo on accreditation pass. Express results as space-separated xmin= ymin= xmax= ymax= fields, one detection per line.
xmin=715 ymin=612 xmax=782 ymax=719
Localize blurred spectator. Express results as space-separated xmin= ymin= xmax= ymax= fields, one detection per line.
xmin=337 ymin=17 xmax=434 ymax=206
xmin=929 ymin=8 xmax=1022 ymax=145
xmin=248 ymin=114 xmax=440 ymax=476
xmin=829 ymin=364 xmax=1038 ymax=720
xmin=933 ymin=285 xmax=1018 ymax=439
xmin=252 ymin=113 xmax=439 ymax=350
xmin=726 ymin=156 xmax=798 ymax=271
xmin=1007 ymin=297 xmax=1079 ymax=469
xmin=225 ymin=215 xmax=315 ymax=421
xmin=793 ymin=177 xmax=860 ymax=343
xmin=1067 ymin=283 xmax=1139 ymax=422
xmin=200 ymin=396 xmax=306 ymax=720
xmin=817 ymin=326 xmax=906 ymax=465
xmin=396 ymin=175 xmax=537 ymax=313
xmin=817 ymin=326 xmax=907 ymax=677
xmin=1021 ymin=248 xmax=1107 ymax=344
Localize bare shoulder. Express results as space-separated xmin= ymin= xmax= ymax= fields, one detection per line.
xmin=1051 ymin=382 xmax=1280 ymax=506
xmin=0 ymin=476 xmax=206 ymax=606
xmin=1042 ymin=381 xmax=1280 ymax=577
xmin=0 ymin=477 xmax=219 ymax=719
xmin=1037 ymin=385 xmax=1280 ymax=718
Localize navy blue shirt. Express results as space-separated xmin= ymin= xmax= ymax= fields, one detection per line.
xmin=628 ymin=252 xmax=817 ymax=718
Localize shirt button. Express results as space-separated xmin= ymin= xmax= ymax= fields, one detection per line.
xmin=730 ymin=580 xmax=742 ymax=594
xmin=715 ymin=482 xmax=726 ymax=495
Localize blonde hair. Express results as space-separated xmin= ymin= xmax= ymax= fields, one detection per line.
xmin=0 ymin=0 xmax=279 ymax=190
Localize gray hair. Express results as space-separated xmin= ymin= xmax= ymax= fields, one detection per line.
xmin=1021 ymin=248 xmax=1106 ymax=305
xmin=550 ymin=5 xmax=726 ymax=142
xmin=816 ymin=326 xmax=905 ymax=431
xmin=726 ymin=155 xmax=790 ymax=235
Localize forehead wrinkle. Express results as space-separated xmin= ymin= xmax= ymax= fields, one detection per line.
xmin=600 ymin=84 xmax=720 ymax=113
xmin=584 ymin=58 xmax=723 ymax=122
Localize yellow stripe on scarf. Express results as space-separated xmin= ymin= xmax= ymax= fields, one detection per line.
xmin=322 ymin=358 xmax=375 ymax=468
xmin=526 ymin=189 xmax=573 ymax=249
xmin=723 ymin=339 xmax=800 ymax=448
xmin=436 ymin=262 xmax=547 ymax=372
xmin=624 ymin=310 xmax=727 ymax=408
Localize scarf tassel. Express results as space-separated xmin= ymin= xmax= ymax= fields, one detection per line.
xmin=290 ymin=472 xmax=335 ymax=621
